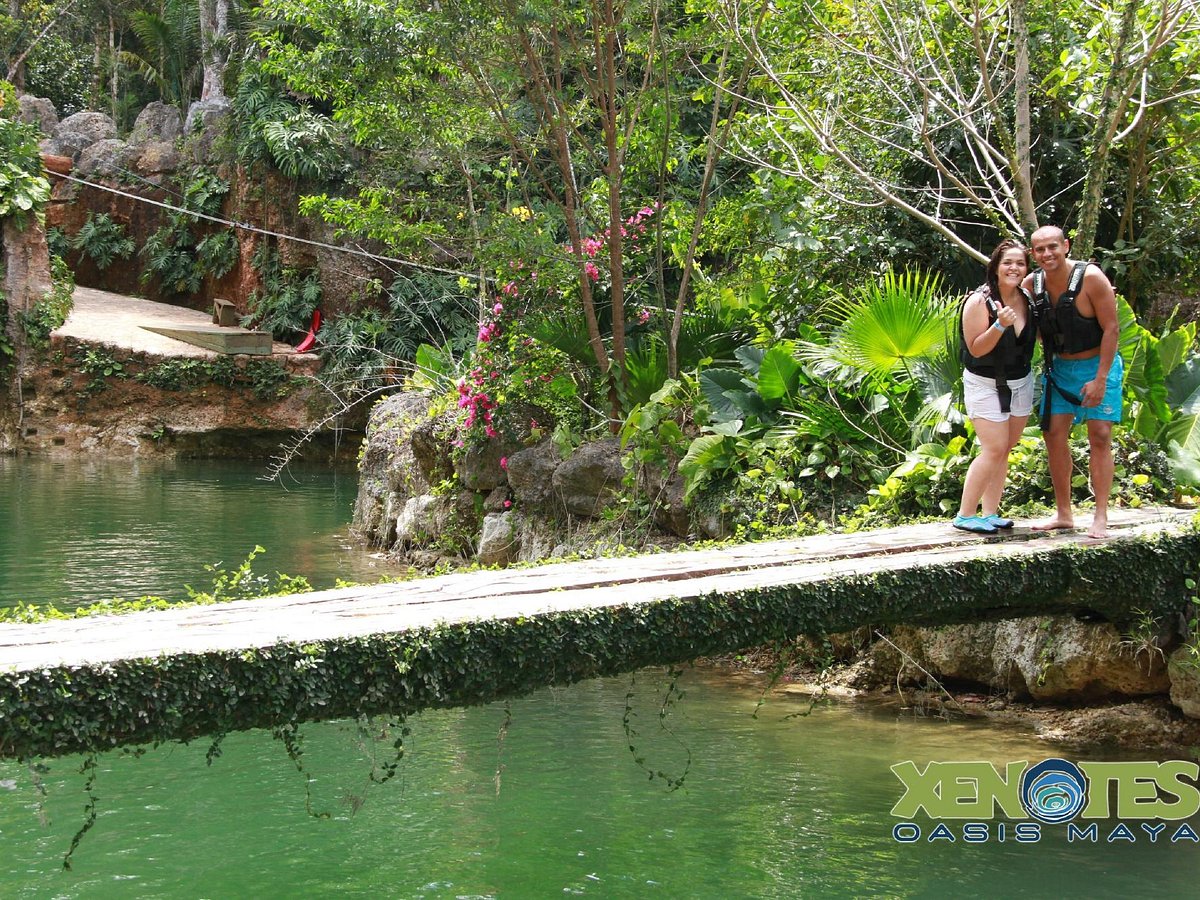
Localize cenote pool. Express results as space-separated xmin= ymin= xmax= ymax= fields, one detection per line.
xmin=1 ymin=457 xmax=1196 ymax=896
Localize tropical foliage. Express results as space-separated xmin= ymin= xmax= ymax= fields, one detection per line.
xmin=5 ymin=0 xmax=1200 ymax=530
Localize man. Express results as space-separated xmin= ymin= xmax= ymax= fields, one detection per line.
xmin=1024 ymin=225 xmax=1123 ymax=538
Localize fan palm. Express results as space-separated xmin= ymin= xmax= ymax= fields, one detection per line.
xmin=802 ymin=268 xmax=954 ymax=385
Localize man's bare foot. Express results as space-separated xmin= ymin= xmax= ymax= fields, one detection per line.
xmin=1087 ymin=517 xmax=1108 ymax=539
xmin=1031 ymin=517 xmax=1075 ymax=531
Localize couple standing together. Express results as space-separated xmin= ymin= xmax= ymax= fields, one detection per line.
xmin=954 ymin=225 xmax=1123 ymax=539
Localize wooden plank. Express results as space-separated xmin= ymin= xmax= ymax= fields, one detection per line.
xmin=140 ymin=324 xmax=273 ymax=355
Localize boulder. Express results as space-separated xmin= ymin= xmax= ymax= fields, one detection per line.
xmin=478 ymin=511 xmax=519 ymax=566
xmin=75 ymin=139 xmax=138 ymax=179
xmin=868 ymin=616 xmax=1171 ymax=701
xmin=459 ymin=436 xmax=518 ymax=491
xmin=136 ymin=141 xmax=180 ymax=175
xmin=409 ymin=414 xmax=455 ymax=485
xmin=18 ymin=95 xmax=58 ymax=134
xmin=551 ymin=438 xmax=626 ymax=517
xmin=351 ymin=392 xmax=436 ymax=548
xmin=56 ymin=111 xmax=117 ymax=146
xmin=1168 ymin=647 xmax=1200 ymax=718
xmin=130 ymin=101 xmax=182 ymax=145
xmin=506 ymin=440 xmax=563 ymax=510
xmin=39 ymin=132 xmax=92 ymax=162
xmin=394 ymin=494 xmax=451 ymax=548
xmin=183 ymin=99 xmax=232 ymax=162
xmin=641 ymin=464 xmax=689 ymax=537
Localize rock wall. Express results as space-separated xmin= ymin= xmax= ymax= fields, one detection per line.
xmin=25 ymin=95 xmax=392 ymax=320
xmin=8 ymin=336 xmax=356 ymax=459
xmin=823 ymin=614 xmax=1200 ymax=725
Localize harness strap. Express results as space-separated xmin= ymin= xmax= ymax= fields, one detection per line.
xmin=1038 ymin=361 xmax=1085 ymax=431
xmin=984 ymin=296 xmax=1011 ymax=413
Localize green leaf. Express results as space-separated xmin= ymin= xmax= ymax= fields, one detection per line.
xmin=678 ymin=434 xmax=731 ymax=498
xmin=699 ymin=368 xmax=755 ymax=423
xmin=756 ymin=344 xmax=801 ymax=402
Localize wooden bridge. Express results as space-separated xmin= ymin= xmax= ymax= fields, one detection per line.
xmin=1 ymin=507 xmax=1197 ymax=759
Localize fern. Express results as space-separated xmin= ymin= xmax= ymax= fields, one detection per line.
xmin=71 ymin=214 xmax=135 ymax=270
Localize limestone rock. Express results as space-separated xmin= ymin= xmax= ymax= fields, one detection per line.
xmin=18 ymin=95 xmax=58 ymax=134
xmin=56 ymin=111 xmax=118 ymax=146
xmin=130 ymin=101 xmax=182 ymax=145
xmin=998 ymin=617 xmax=1170 ymax=701
xmin=136 ymin=141 xmax=180 ymax=175
xmin=39 ymin=132 xmax=91 ymax=162
xmin=478 ymin=511 xmax=519 ymax=566
xmin=506 ymin=440 xmax=562 ymax=510
xmin=394 ymin=494 xmax=451 ymax=548
xmin=551 ymin=438 xmax=625 ymax=517
xmin=183 ymin=99 xmax=232 ymax=162
xmin=459 ymin=436 xmax=517 ymax=491
xmin=695 ymin=507 xmax=731 ymax=540
xmin=75 ymin=139 xmax=137 ymax=179
xmin=641 ymin=464 xmax=689 ymax=537
xmin=1168 ymin=647 xmax=1200 ymax=718
xmin=409 ymin=414 xmax=455 ymax=485
xmin=352 ymin=392 xmax=435 ymax=548
xmin=483 ymin=486 xmax=511 ymax=513
xmin=868 ymin=616 xmax=1171 ymax=701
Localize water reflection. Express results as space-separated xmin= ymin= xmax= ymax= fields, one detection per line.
xmin=0 ymin=456 xmax=403 ymax=607
xmin=0 ymin=668 xmax=1194 ymax=897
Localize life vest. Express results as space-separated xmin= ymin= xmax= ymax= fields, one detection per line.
xmin=1032 ymin=261 xmax=1105 ymax=355
xmin=959 ymin=286 xmax=1036 ymax=415
xmin=959 ymin=287 xmax=1037 ymax=379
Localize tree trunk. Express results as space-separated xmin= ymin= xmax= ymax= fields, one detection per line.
xmin=199 ymin=0 xmax=231 ymax=103
xmin=1075 ymin=0 xmax=1141 ymax=258
xmin=8 ymin=0 xmax=24 ymax=89
xmin=1011 ymin=0 xmax=1038 ymax=235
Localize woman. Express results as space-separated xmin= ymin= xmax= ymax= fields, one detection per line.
xmin=952 ymin=238 xmax=1038 ymax=534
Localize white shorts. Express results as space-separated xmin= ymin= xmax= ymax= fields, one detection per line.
xmin=963 ymin=369 xmax=1034 ymax=422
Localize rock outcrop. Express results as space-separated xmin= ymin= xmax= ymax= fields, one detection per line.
xmin=353 ymin=391 xmax=687 ymax=565
xmin=855 ymin=616 xmax=1171 ymax=701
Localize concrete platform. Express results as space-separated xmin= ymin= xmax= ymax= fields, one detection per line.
xmin=140 ymin=324 xmax=274 ymax=355
xmin=54 ymin=286 xmax=311 ymax=359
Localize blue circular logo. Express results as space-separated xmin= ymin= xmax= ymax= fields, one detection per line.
xmin=1020 ymin=758 xmax=1088 ymax=824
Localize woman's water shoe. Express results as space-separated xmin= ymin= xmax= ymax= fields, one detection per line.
xmin=952 ymin=515 xmax=998 ymax=534
xmin=983 ymin=514 xmax=1014 ymax=529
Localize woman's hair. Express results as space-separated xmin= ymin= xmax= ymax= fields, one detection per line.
xmin=984 ymin=238 xmax=1028 ymax=299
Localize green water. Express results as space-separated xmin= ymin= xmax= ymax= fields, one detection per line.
xmin=0 ymin=456 xmax=403 ymax=608
xmin=1 ymin=458 xmax=1197 ymax=896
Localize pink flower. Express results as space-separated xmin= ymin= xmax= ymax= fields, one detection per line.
xmin=585 ymin=261 xmax=600 ymax=282
xmin=485 ymin=425 xmax=498 ymax=438
xmin=503 ymin=499 xmax=512 ymax=509
xmin=490 ymin=371 xmax=498 ymax=379
xmin=500 ymin=456 xmax=508 ymax=470
xmin=638 ymin=307 xmax=651 ymax=324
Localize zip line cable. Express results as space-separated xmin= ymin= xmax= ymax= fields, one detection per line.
xmin=45 ymin=169 xmax=483 ymax=283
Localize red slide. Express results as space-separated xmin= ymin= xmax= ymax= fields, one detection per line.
xmin=294 ymin=309 xmax=322 ymax=353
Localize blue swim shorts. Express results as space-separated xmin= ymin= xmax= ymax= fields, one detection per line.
xmin=1041 ymin=353 xmax=1124 ymax=424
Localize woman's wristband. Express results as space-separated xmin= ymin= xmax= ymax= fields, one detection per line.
xmin=991 ymin=320 xmax=1006 ymax=332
